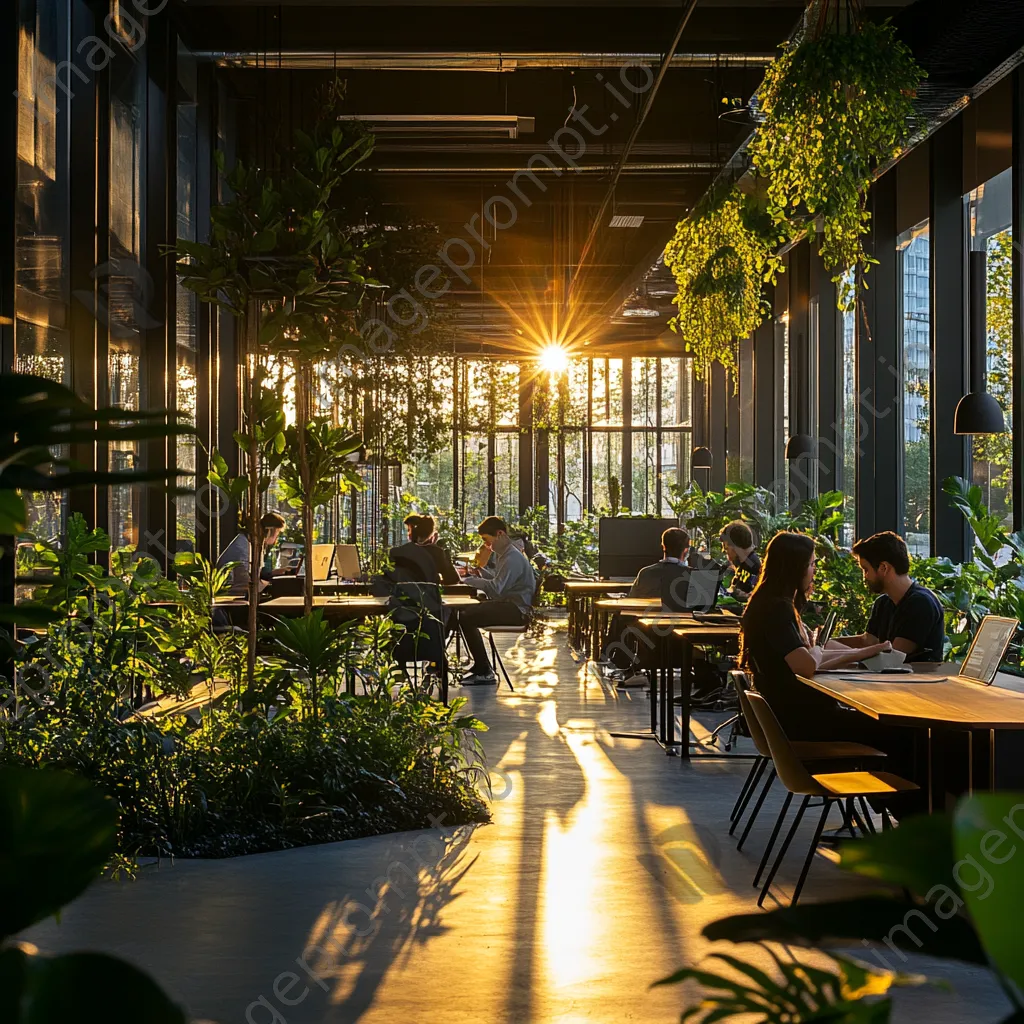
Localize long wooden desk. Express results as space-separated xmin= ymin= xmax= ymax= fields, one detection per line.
xmin=797 ymin=667 xmax=1024 ymax=808
xmin=564 ymin=580 xmax=634 ymax=654
xmin=592 ymin=596 xmax=661 ymax=661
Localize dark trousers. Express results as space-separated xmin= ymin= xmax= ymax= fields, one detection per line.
xmin=457 ymin=600 xmax=525 ymax=672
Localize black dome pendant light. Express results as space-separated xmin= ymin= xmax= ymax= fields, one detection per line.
xmin=954 ymin=250 xmax=1006 ymax=435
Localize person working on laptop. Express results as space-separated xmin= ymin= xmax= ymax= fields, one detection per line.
xmin=827 ymin=531 xmax=945 ymax=663
xmin=629 ymin=528 xmax=691 ymax=598
xmin=720 ymin=520 xmax=761 ymax=600
xmin=457 ymin=516 xmax=536 ymax=685
xmin=400 ymin=513 xmax=461 ymax=585
xmin=218 ymin=511 xmax=288 ymax=596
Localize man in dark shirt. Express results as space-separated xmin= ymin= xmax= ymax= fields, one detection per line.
xmin=830 ymin=531 xmax=945 ymax=662
xmin=719 ymin=520 xmax=761 ymax=600
xmin=629 ymin=527 xmax=691 ymax=598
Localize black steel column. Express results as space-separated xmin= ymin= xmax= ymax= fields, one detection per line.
xmin=930 ymin=119 xmax=969 ymax=562
xmin=710 ymin=361 xmax=727 ymax=492
xmin=620 ymin=356 xmax=632 ymax=508
xmin=788 ymin=241 xmax=811 ymax=504
xmin=518 ymin=363 xmax=534 ymax=514
xmin=871 ymin=170 xmax=900 ymax=534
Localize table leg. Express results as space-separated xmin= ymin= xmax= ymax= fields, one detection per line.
xmin=678 ymin=637 xmax=693 ymax=762
xmin=968 ymin=729 xmax=974 ymax=796
xmin=590 ymin=601 xmax=599 ymax=662
xmin=659 ymin=633 xmax=669 ymax=749
xmin=990 ymin=728 xmax=996 ymax=791
xmin=927 ymin=728 xmax=933 ymax=814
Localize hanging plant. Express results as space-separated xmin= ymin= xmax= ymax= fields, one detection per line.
xmin=664 ymin=187 xmax=786 ymax=380
xmin=748 ymin=0 xmax=925 ymax=309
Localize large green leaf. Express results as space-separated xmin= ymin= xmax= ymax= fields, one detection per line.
xmin=702 ymin=897 xmax=988 ymax=966
xmin=953 ymin=794 xmax=1024 ymax=991
xmin=0 ymin=768 xmax=117 ymax=940
xmin=839 ymin=812 xmax=956 ymax=896
xmin=0 ymin=947 xmax=186 ymax=1023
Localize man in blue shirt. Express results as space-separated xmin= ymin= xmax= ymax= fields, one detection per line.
xmin=458 ymin=516 xmax=536 ymax=684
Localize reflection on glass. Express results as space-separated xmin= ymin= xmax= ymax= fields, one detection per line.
xmin=898 ymin=220 xmax=931 ymax=555
xmin=965 ymin=168 xmax=1013 ymax=533
xmin=15 ymin=0 xmax=71 ymax=541
xmin=838 ymin=271 xmax=858 ymax=546
xmin=176 ymin=100 xmax=199 ymax=550
xmin=108 ymin=50 xmax=146 ymax=557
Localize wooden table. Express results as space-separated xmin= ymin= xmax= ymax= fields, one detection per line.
xmin=797 ymin=667 xmax=1024 ymax=808
xmin=592 ymin=596 xmax=660 ymax=661
xmin=564 ymin=580 xmax=634 ymax=654
xmin=260 ymin=595 xmax=391 ymax=619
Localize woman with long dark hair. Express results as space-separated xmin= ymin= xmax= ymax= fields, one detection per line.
xmin=740 ymin=532 xmax=891 ymax=738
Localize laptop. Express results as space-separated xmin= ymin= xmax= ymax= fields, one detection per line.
xmin=308 ymin=543 xmax=335 ymax=582
xmin=661 ymin=563 xmax=727 ymax=614
xmin=333 ymin=543 xmax=362 ymax=581
xmin=957 ymin=615 xmax=1019 ymax=686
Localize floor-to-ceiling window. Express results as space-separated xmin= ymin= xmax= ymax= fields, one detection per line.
xmin=774 ymin=314 xmax=790 ymax=505
xmin=14 ymin=0 xmax=71 ymax=543
xmin=108 ymin=43 xmax=147 ymax=557
xmin=837 ymin=271 xmax=858 ymax=545
xmin=737 ymin=336 xmax=755 ymax=484
xmin=898 ymin=220 xmax=931 ymax=556
xmin=965 ymin=167 xmax=1014 ymax=533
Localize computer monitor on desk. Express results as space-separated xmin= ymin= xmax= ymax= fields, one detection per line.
xmin=598 ymin=517 xmax=679 ymax=579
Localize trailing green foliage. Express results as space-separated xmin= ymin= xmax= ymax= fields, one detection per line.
xmin=748 ymin=9 xmax=925 ymax=308
xmin=664 ymin=189 xmax=786 ymax=380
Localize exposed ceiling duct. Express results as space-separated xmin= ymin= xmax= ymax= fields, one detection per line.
xmin=197 ymin=50 xmax=775 ymax=71
xmin=337 ymin=114 xmax=535 ymax=139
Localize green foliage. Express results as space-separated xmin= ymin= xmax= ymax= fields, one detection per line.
xmin=0 ymin=767 xmax=186 ymax=1022
xmin=749 ymin=12 xmax=925 ymax=308
xmin=664 ymin=188 xmax=786 ymax=380
xmin=811 ymin=537 xmax=874 ymax=634
xmin=654 ymin=944 xmax=923 ymax=1022
xmin=279 ymin=419 xmax=364 ymax=514
xmin=697 ymin=795 xmax=1024 ymax=1019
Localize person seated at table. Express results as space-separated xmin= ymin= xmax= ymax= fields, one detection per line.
xmin=217 ymin=511 xmax=287 ymax=597
xmin=720 ymin=520 xmax=761 ymax=600
xmin=740 ymin=532 xmax=894 ymax=740
xmin=629 ymin=528 xmax=691 ymax=598
xmin=826 ymin=531 xmax=945 ymax=663
xmin=458 ymin=516 xmax=536 ymax=684
xmin=396 ymin=513 xmax=461 ymax=585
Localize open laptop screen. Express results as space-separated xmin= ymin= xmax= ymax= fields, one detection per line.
xmin=960 ymin=615 xmax=1019 ymax=685
xmin=333 ymin=544 xmax=362 ymax=580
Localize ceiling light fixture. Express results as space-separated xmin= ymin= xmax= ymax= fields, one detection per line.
xmin=608 ymin=214 xmax=644 ymax=228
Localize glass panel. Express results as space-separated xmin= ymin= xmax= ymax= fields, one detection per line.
xmin=15 ymin=0 xmax=71 ymax=542
xmin=899 ymin=220 xmax=931 ymax=555
xmin=108 ymin=50 xmax=147 ymax=557
xmin=838 ymin=273 xmax=858 ymax=546
xmin=460 ymin=433 xmax=488 ymax=532
xmin=966 ymin=168 xmax=1013 ymax=533
xmin=660 ymin=431 xmax=691 ymax=512
xmin=493 ymin=432 xmax=518 ymax=521
xmin=591 ymin=431 xmax=623 ymax=511
xmin=591 ymin=358 xmax=623 ymax=426
xmin=631 ymin=432 xmax=658 ymax=514
xmin=176 ymin=100 xmax=198 ymax=553
xmin=660 ymin=357 xmax=691 ymax=427
xmin=738 ymin=337 xmax=754 ymax=484
xmin=631 ymin=357 xmax=657 ymax=427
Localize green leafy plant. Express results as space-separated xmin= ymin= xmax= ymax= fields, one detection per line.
xmin=654 ymin=944 xmax=923 ymax=1022
xmin=279 ymin=419 xmax=364 ymax=611
xmin=664 ymin=188 xmax=786 ymax=379
xmin=0 ymin=766 xmax=186 ymax=1022
xmin=697 ymin=794 xmax=1024 ymax=1021
xmin=748 ymin=3 xmax=925 ymax=308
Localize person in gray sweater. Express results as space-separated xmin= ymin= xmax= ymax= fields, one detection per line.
xmin=458 ymin=515 xmax=536 ymax=684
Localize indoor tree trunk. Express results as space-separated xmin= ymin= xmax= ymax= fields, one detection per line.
xmin=298 ymin=359 xmax=315 ymax=616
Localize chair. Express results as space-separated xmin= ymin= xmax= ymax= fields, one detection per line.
xmin=483 ymin=623 xmax=527 ymax=691
xmin=744 ymin=689 xmax=918 ymax=907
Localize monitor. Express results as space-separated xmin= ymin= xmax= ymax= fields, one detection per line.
xmin=959 ymin=615 xmax=1019 ymax=685
xmin=598 ymin=517 xmax=681 ymax=579
xmin=333 ymin=543 xmax=362 ymax=581
xmin=661 ymin=563 xmax=726 ymax=612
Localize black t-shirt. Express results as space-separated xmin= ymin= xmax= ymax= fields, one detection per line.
xmin=741 ymin=596 xmax=842 ymax=738
xmin=731 ymin=552 xmax=762 ymax=596
xmin=421 ymin=543 xmax=461 ymax=586
xmin=866 ymin=581 xmax=945 ymax=662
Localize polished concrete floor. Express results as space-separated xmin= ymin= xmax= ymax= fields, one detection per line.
xmin=22 ymin=620 xmax=1011 ymax=1023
